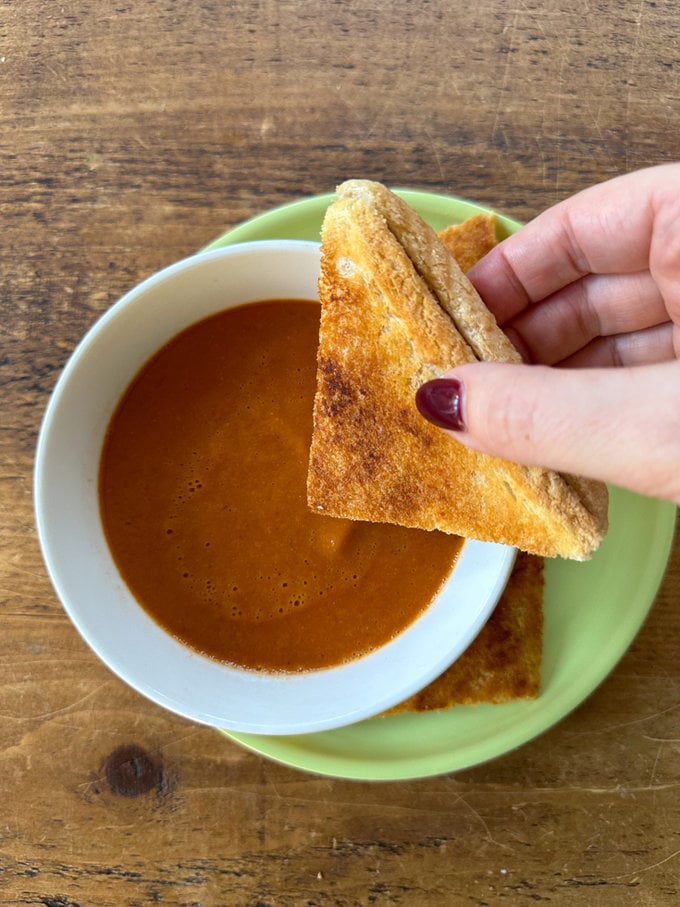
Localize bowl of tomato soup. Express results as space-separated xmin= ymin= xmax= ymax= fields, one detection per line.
xmin=34 ymin=241 xmax=516 ymax=734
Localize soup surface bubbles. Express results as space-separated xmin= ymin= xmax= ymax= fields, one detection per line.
xmin=99 ymin=299 xmax=462 ymax=672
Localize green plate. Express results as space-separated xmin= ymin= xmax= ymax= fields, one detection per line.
xmin=205 ymin=190 xmax=677 ymax=780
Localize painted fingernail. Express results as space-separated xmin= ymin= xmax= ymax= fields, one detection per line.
xmin=415 ymin=378 xmax=466 ymax=432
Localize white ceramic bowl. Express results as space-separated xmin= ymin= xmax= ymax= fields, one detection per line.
xmin=34 ymin=240 xmax=516 ymax=735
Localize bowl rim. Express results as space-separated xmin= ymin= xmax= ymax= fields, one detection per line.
xmin=34 ymin=239 xmax=517 ymax=734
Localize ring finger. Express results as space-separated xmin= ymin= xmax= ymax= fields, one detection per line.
xmin=559 ymin=321 xmax=676 ymax=368
xmin=503 ymin=270 xmax=668 ymax=364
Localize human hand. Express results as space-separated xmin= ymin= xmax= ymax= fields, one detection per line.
xmin=416 ymin=164 xmax=680 ymax=503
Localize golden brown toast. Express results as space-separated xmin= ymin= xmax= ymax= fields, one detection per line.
xmin=307 ymin=180 xmax=608 ymax=560
xmin=389 ymin=551 xmax=544 ymax=712
xmin=438 ymin=213 xmax=498 ymax=273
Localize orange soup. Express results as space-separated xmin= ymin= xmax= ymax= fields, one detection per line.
xmin=99 ymin=300 xmax=462 ymax=672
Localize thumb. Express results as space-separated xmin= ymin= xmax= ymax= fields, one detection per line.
xmin=415 ymin=360 xmax=680 ymax=503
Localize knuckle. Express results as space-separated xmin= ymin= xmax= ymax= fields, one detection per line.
xmin=561 ymin=206 xmax=593 ymax=278
xmin=567 ymin=279 xmax=602 ymax=348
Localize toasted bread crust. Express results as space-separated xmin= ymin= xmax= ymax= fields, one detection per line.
xmin=308 ymin=181 xmax=609 ymax=559
xmin=338 ymin=180 xmax=522 ymax=364
xmin=439 ymin=214 xmax=498 ymax=273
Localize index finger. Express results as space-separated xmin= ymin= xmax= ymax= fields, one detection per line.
xmin=468 ymin=164 xmax=673 ymax=324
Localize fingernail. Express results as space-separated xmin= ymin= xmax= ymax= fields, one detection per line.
xmin=415 ymin=378 xmax=466 ymax=432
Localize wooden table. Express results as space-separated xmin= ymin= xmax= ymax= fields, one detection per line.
xmin=2 ymin=1 xmax=679 ymax=903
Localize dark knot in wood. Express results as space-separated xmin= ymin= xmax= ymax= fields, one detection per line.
xmin=103 ymin=744 xmax=163 ymax=797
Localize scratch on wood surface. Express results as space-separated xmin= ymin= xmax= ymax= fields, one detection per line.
xmin=422 ymin=123 xmax=445 ymax=184
xmin=0 ymin=586 xmax=47 ymax=602
xmin=159 ymin=726 xmax=207 ymax=750
xmin=362 ymin=89 xmax=403 ymax=140
xmin=1 ymin=561 xmax=47 ymax=582
xmin=43 ymin=62 xmax=67 ymax=84
xmin=624 ymin=0 xmax=646 ymax=171
xmin=565 ymin=701 xmax=680 ymax=736
xmin=0 ymin=679 xmax=113 ymax=721
xmin=649 ymin=741 xmax=664 ymax=780
xmin=177 ymin=785 xmax=260 ymax=798
xmin=490 ymin=7 xmax=520 ymax=143
xmin=608 ymin=847 xmax=680 ymax=882
xmin=532 ymin=782 xmax=680 ymax=795
xmin=648 ymin=741 xmax=668 ymax=811
xmin=451 ymin=794 xmax=515 ymax=852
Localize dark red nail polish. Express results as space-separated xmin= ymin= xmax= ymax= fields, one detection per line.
xmin=415 ymin=378 xmax=466 ymax=432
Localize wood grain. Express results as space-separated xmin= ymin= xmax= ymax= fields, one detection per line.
xmin=1 ymin=1 xmax=679 ymax=904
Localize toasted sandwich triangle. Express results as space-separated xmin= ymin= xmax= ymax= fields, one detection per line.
xmin=307 ymin=181 xmax=608 ymax=560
